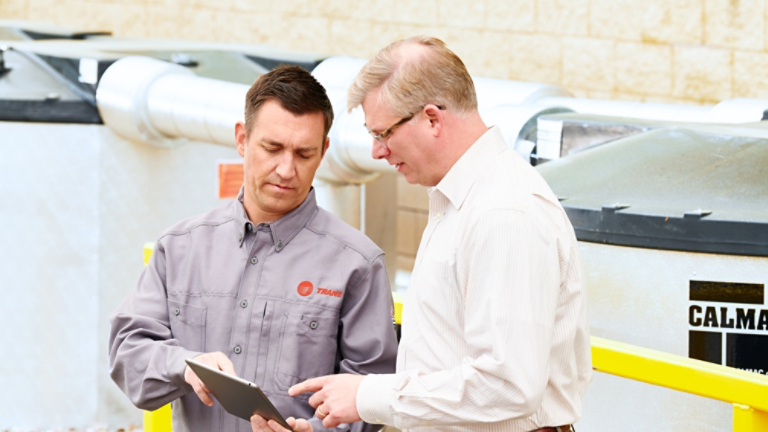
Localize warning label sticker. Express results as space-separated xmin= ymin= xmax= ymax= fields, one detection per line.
xmin=218 ymin=160 xmax=244 ymax=199
xmin=688 ymin=280 xmax=767 ymax=375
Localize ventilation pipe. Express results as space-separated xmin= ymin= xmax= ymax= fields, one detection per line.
xmin=97 ymin=55 xmax=768 ymax=224
xmin=96 ymin=56 xmax=575 ymax=226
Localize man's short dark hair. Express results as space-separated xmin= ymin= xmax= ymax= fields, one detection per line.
xmin=244 ymin=65 xmax=334 ymax=152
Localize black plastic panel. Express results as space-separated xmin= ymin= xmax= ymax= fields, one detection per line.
xmin=246 ymin=54 xmax=324 ymax=72
xmin=565 ymin=206 xmax=768 ymax=257
xmin=21 ymin=30 xmax=112 ymax=41
xmin=0 ymin=100 xmax=101 ymax=123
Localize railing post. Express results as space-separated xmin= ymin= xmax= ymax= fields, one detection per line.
xmin=143 ymin=404 xmax=172 ymax=432
xmin=732 ymin=404 xmax=768 ymax=432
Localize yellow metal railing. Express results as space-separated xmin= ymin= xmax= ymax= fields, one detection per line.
xmin=142 ymin=243 xmax=173 ymax=432
xmin=591 ymin=336 xmax=768 ymax=432
xmin=141 ymin=242 xmax=768 ymax=432
xmin=143 ymin=403 xmax=171 ymax=432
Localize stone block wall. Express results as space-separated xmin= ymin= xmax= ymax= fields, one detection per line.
xmin=4 ymin=0 xmax=766 ymax=273
xmin=4 ymin=0 xmax=767 ymax=104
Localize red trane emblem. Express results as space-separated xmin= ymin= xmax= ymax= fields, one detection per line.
xmin=297 ymin=281 xmax=313 ymax=297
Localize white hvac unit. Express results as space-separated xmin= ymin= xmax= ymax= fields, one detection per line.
xmin=538 ymin=125 xmax=768 ymax=432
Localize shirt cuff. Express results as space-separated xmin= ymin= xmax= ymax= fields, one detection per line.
xmin=168 ymin=347 xmax=204 ymax=391
xmin=356 ymin=374 xmax=398 ymax=427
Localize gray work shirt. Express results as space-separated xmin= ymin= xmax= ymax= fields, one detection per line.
xmin=109 ymin=187 xmax=398 ymax=432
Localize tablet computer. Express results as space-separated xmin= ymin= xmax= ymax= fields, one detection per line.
xmin=185 ymin=358 xmax=292 ymax=430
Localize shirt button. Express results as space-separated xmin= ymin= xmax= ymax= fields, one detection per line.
xmin=310 ymin=321 xmax=318 ymax=330
xmin=238 ymin=234 xmax=242 ymax=242
xmin=277 ymin=240 xmax=283 ymax=248
xmin=240 ymin=300 xmax=248 ymax=308
xmin=233 ymin=345 xmax=242 ymax=354
xmin=174 ymin=307 xmax=180 ymax=315
xmin=251 ymin=257 xmax=258 ymax=264
xmin=246 ymin=223 xmax=252 ymax=231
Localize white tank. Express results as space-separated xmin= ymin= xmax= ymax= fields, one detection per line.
xmin=537 ymin=126 xmax=768 ymax=432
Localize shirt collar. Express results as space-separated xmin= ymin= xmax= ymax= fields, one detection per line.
xmin=434 ymin=125 xmax=508 ymax=210
xmin=233 ymin=186 xmax=318 ymax=252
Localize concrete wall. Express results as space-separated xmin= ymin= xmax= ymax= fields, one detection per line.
xmin=0 ymin=121 xmax=241 ymax=429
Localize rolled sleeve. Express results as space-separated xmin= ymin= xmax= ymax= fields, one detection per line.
xmin=108 ymin=240 xmax=200 ymax=410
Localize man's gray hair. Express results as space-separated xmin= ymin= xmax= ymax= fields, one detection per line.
xmin=347 ymin=36 xmax=477 ymax=117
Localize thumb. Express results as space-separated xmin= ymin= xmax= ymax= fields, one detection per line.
xmin=292 ymin=418 xmax=313 ymax=432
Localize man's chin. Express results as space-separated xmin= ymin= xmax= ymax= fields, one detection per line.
xmin=403 ymin=173 xmax=420 ymax=185
xmin=260 ymin=190 xmax=304 ymax=213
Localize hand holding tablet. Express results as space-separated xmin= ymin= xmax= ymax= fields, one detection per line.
xmin=184 ymin=352 xmax=236 ymax=406
xmin=185 ymin=358 xmax=293 ymax=431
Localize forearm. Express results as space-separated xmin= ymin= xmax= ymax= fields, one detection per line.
xmin=357 ymin=352 xmax=548 ymax=429
xmin=109 ymin=312 xmax=202 ymax=410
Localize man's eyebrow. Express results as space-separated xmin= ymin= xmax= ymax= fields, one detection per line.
xmin=262 ymin=138 xmax=284 ymax=147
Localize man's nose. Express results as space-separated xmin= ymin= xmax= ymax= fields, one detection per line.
xmin=275 ymin=154 xmax=296 ymax=179
xmin=371 ymin=139 xmax=389 ymax=160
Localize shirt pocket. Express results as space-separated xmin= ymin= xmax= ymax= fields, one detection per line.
xmin=273 ymin=313 xmax=338 ymax=391
xmin=168 ymin=299 xmax=207 ymax=352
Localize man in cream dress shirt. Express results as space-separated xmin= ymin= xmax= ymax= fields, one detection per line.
xmin=253 ymin=37 xmax=591 ymax=432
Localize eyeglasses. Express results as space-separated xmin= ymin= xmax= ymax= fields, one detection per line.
xmin=365 ymin=105 xmax=445 ymax=142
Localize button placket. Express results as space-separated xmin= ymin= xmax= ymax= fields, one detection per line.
xmin=231 ymin=228 xmax=269 ymax=374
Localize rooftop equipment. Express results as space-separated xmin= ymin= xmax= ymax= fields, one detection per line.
xmin=537 ymin=123 xmax=768 ymax=431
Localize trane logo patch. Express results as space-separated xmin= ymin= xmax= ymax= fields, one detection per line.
xmin=296 ymin=281 xmax=342 ymax=299
xmin=317 ymin=288 xmax=342 ymax=297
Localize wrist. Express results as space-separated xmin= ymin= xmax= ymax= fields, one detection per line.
xmin=356 ymin=374 xmax=397 ymax=426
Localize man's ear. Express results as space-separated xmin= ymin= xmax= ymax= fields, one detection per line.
xmin=424 ymin=104 xmax=443 ymax=137
xmin=321 ymin=137 xmax=330 ymax=157
xmin=235 ymin=122 xmax=247 ymax=157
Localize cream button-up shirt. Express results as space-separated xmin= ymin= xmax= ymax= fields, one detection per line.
xmin=357 ymin=126 xmax=591 ymax=432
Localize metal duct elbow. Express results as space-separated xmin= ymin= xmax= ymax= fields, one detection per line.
xmin=96 ymin=56 xmax=247 ymax=148
xmin=312 ymin=56 xmax=394 ymax=184
xmin=95 ymin=55 xmax=580 ymax=184
xmin=310 ymin=56 xmax=575 ymax=182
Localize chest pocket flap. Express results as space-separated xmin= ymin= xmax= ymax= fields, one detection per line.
xmin=168 ymin=299 xmax=207 ymax=352
xmin=274 ymin=314 xmax=338 ymax=390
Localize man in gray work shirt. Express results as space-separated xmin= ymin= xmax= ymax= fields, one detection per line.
xmin=109 ymin=66 xmax=399 ymax=432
